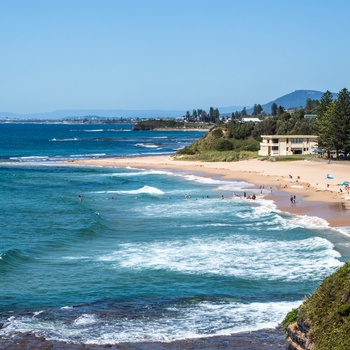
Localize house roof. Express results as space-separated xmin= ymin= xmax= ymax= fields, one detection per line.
xmin=261 ymin=135 xmax=318 ymax=138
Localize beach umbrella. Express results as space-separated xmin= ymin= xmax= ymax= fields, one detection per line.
xmin=326 ymin=174 xmax=334 ymax=179
xmin=340 ymin=181 xmax=349 ymax=186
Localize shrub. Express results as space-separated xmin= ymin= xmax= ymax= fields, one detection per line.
xmin=214 ymin=139 xmax=234 ymax=151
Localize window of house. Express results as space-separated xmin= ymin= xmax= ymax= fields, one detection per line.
xmin=272 ymin=139 xmax=279 ymax=143
xmin=272 ymin=146 xmax=279 ymax=150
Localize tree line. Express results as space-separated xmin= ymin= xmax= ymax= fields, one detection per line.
xmin=316 ymin=88 xmax=350 ymax=158
xmin=178 ymin=88 xmax=350 ymax=158
xmin=184 ymin=96 xmax=321 ymax=123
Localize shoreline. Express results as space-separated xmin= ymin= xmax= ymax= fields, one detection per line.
xmin=69 ymin=156 xmax=350 ymax=228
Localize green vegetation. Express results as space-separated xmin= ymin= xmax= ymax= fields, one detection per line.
xmin=316 ymin=88 xmax=350 ymax=159
xmin=175 ymin=123 xmax=260 ymax=161
xmin=133 ymin=119 xmax=212 ymax=130
xmin=283 ymin=262 xmax=350 ymax=349
xmin=174 ymin=150 xmax=256 ymax=162
xmin=282 ymin=308 xmax=298 ymax=331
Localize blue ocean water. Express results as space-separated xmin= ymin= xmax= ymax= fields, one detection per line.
xmin=0 ymin=123 xmax=349 ymax=345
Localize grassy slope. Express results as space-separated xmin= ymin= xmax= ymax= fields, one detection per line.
xmin=175 ymin=125 xmax=260 ymax=162
xmin=283 ymin=262 xmax=350 ymax=349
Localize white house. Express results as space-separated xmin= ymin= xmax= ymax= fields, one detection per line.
xmin=241 ymin=117 xmax=261 ymax=124
xmin=258 ymin=135 xmax=318 ymax=156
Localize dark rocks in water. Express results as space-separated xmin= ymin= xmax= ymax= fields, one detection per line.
xmin=0 ymin=327 xmax=286 ymax=350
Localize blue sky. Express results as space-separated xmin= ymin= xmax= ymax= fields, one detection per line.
xmin=0 ymin=0 xmax=349 ymax=114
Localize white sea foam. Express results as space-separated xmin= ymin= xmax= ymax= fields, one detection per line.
xmin=290 ymin=215 xmax=330 ymax=230
xmin=92 ymin=185 xmax=164 ymax=195
xmin=49 ymin=138 xmax=79 ymax=141
xmin=139 ymin=151 xmax=167 ymax=155
xmin=73 ymin=314 xmax=97 ymax=326
xmin=0 ymin=300 xmax=300 ymax=344
xmin=69 ymin=153 xmax=107 ymax=158
xmin=182 ymin=174 xmax=231 ymax=185
xmin=334 ymin=226 xmax=350 ymax=237
xmin=10 ymin=156 xmax=49 ymax=161
xmin=98 ymin=235 xmax=341 ymax=282
xmin=108 ymin=169 xmax=173 ymax=177
xmin=135 ymin=143 xmax=160 ymax=148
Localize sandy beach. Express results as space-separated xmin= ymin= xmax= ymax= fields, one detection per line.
xmin=71 ymin=156 xmax=350 ymax=228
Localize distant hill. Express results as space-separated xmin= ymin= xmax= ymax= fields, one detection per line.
xmin=0 ymin=90 xmax=338 ymax=120
xmin=247 ymin=89 xmax=337 ymax=115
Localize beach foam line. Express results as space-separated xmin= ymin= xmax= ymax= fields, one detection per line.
xmin=92 ymin=185 xmax=165 ymax=196
xmin=135 ymin=143 xmax=160 ymax=148
xmin=0 ymin=300 xmax=301 ymax=344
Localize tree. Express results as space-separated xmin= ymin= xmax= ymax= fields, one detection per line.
xmin=252 ymin=104 xmax=263 ymax=116
xmin=316 ymin=90 xmax=335 ymax=157
xmin=333 ymin=88 xmax=350 ymax=157
xmin=241 ymin=107 xmax=247 ymax=116
xmin=277 ymin=105 xmax=285 ymax=116
xmin=305 ymin=98 xmax=320 ymax=114
xmin=316 ymin=88 xmax=350 ymax=158
xmin=209 ymin=107 xmax=220 ymax=123
xmin=271 ymin=103 xmax=278 ymax=116
xmin=317 ymin=90 xmax=333 ymax=117
xmin=252 ymin=118 xmax=277 ymax=138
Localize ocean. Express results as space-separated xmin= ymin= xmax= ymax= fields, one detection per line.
xmin=0 ymin=122 xmax=349 ymax=347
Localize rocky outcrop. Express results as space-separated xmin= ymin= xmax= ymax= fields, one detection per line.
xmin=285 ymin=320 xmax=312 ymax=350
xmin=283 ymin=262 xmax=350 ymax=350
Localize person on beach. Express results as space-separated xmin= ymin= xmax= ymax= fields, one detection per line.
xmin=290 ymin=195 xmax=294 ymax=205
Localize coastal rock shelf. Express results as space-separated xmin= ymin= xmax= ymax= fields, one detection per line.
xmin=285 ymin=321 xmax=311 ymax=350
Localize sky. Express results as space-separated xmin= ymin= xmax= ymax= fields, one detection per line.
xmin=1 ymin=0 xmax=349 ymax=114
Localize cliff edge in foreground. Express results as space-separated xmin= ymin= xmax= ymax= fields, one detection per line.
xmin=283 ymin=262 xmax=350 ymax=349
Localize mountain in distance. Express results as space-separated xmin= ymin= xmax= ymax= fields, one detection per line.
xmin=0 ymin=90 xmax=337 ymax=120
xmin=247 ymin=89 xmax=337 ymax=115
